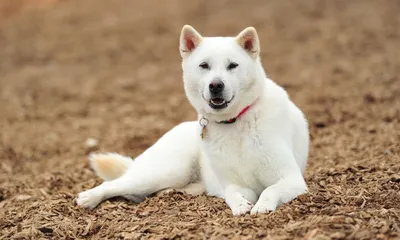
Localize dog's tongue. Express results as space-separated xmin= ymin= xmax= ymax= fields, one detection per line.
xmin=211 ymin=98 xmax=225 ymax=104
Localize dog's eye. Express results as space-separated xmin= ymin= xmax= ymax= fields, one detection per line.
xmin=199 ymin=62 xmax=210 ymax=70
xmin=227 ymin=62 xmax=238 ymax=70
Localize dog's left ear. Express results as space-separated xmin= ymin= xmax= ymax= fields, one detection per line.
xmin=236 ymin=27 xmax=260 ymax=59
xmin=180 ymin=25 xmax=203 ymax=59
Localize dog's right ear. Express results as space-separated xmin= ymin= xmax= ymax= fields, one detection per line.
xmin=180 ymin=25 xmax=203 ymax=59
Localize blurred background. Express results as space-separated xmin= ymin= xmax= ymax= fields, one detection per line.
xmin=0 ymin=0 xmax=399 ymax=239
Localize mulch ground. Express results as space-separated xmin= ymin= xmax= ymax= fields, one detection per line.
xmin=0 ymin=0 xmax=399 ymax=239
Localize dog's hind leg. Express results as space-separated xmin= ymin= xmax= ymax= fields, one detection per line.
xmin=76 ymin=121 xmax=201 ymax=209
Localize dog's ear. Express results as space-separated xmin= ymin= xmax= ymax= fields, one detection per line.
xmin=180 ymin=25 xmax=203 ymax=58
xmin=236 ymin=27 xmax=260 ymax=59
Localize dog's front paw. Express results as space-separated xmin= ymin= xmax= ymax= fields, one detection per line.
xmin=230 ymin=194 xmax=253 ymax=216
xmin=250 ymin=198 xmax=276 ymax=215
xmin=76 ymin=189 xmax=103 ymax=209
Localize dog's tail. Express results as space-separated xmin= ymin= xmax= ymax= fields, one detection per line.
xmin=89 ymin=153 xmax=133 ymax=181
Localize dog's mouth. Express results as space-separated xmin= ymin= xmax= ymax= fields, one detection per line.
xmin=208 ymin=96 xmax=235 ymax=110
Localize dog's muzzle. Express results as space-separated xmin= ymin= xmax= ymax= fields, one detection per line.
xmin=208 ymin=95 xmax=235 ymax=110
xmin=208 ymin=79 xmax=233 ymax=109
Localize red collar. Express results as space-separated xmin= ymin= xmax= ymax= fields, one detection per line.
xmin=216 ymin=103 xmax=254 ymax=124
xmin=199 ymin=100 xmax=257 ymax=139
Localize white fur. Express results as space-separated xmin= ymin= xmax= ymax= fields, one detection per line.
xmin=76 ymin=25 xmax=309 ymax=216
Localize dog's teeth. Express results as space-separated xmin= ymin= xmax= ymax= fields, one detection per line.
xmin=211 ymin=100 xmax=225 ymax=105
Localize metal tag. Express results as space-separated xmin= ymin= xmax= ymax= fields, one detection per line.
xmin=199 ymin=117 xmax=209 ymax=139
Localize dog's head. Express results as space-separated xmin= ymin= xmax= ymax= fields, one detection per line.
xmin=180 ymin=25 xmax=266 ymax=121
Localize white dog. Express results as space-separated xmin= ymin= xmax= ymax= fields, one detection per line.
xmin=76 ymin=25 xmax=309 ymax=215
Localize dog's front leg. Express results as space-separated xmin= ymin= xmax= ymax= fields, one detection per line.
xmin=250 ymin=139 xmax=308 ymax=214
xmin=223 ymin=184 xmax=258 ymax=216
xmin=250 ymin=174 xmax=307 ymax=215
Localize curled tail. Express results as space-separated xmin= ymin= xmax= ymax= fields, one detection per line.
xmin=89 ymin=153 xmax=133 ymax=181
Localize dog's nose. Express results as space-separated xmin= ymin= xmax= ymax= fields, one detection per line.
xmin=209 ymin=79 xmax=224 ymax=94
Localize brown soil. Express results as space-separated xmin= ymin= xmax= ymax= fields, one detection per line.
xmin=0 ymin=0 xmax=399 ymax=239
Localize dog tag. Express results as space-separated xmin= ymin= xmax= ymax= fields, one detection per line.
xmin=200 ymin=126 xmax=206 ymax=139
xmin=199 ymin=117 xmax=209 ymax=140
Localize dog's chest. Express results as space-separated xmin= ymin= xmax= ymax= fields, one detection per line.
xmin=200 ymin=123 xmax=269 ymax=190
